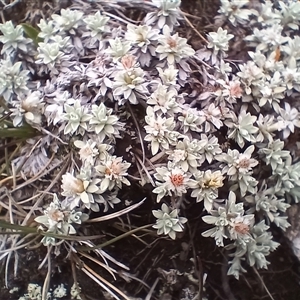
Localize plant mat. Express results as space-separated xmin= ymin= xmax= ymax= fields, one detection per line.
xmin=1 ymin=0 xmax=300 ymax=300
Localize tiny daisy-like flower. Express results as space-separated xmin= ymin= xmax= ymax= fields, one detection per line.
xmin=83 ymin=11 xmax=110 ymax=38
xmin=74 ymin=139 xmax=99 ymax=165
xmin=207 ymin=27 xmax=234 ymax=53
xmin=0 ymin=59 xmax=29 ymax=102
xmin=145 ymin=0 xmax=182 ymax=30
xmin=10 ymin=91 xmax=44 ymax=127
xmin=45 ymin=91 xmax=75 ymax=126
xmin=52 ymin=8 xmax=83 ymax=32
xmin=95 ymin=156 xmax=131 ymax=192
xmin=61 ymin=172 xmax=102 ymax=212
xmin=0 ymin=20 xmax=30 ymax=55
xmin=106 ymin=37 xmax=131 ymax=62
xmin=125 ymin=24 xmax=159 ymax=53
xmin=157 ymin=65 xmax=178 ymax=86
xmin=147 ymin=84 xmax=181 ymax=116
xmin=190 ymin=170 xmax=224 ymax=212
xmin=277 ymin=102 xmax=300 ymax=139
xmin=178 ymin=108 xmax=203 ymax=133
xmin=144 ymin=106 xmax=179 ymax=155
xmin=153 ymin=162 xmax=193 ymax=202
xmin=198 ymin=134 xmax=222 ymax=165
xmin=214 ymin=78 xmax=243 ymax=105
xmin=61 ymin=173 xmax=85 ymax=197
xmin=113 ymin=67 xmax=148 ymax=105
xmin=198 ymin=103 xmax=223 ymax=132
xmin=229 ymin=215 xmax=254 ymax=241
xmin=156 ymin=25 xmax=195 ymax=65
xmin=167 ymin=138 xmax=199 ymax=172
xmin=218 ymin=145 xmax=258 ymax=178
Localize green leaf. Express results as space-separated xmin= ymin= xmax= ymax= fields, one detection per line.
xmin=0 ymin=124 xmax=37 ymax=139
xmin=21 ymin=23 xmax=43 ymax=45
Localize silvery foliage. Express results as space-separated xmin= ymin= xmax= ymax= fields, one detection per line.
xmin=216 ymin=0 xmax=257 ymax=26
xmin=35 ymin=194 xmax=89 ymax=246
xmin=0 ymin=58 xmax=29 ymax=102
xmin=145 ymin=0 xmax=182 ymax=30
xmin=152 ymin=203 xmax=187 ymax=240
xmin=195 ymin=0 xmax=300 ymax=278
xmin=0 ymin=0 xmax=299 ymax=281
xmin=226 ymin=220 xmax=279 ymax=279
xmin=202 ymin=191 xmax=255 ymax=247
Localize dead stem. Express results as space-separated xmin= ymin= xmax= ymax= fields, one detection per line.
xmin=253 ymin=266 xmax=275 ymax=300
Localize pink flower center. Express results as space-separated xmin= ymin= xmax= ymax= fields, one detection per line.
xmin=238 ymin=158 xmax=250 ymax=169
xmin=170 ymin=174 xmax=184 ymax=187
xmin=234 ymin=222 xmax=249 ymax=235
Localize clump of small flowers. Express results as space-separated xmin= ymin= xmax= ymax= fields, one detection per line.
xmin=2 ymin=0 xmax=300 ymax=291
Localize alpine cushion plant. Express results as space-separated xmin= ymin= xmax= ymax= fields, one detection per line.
xmin=1 ymin=0 xmax=300 ymax=299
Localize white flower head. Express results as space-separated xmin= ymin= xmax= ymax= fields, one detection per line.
xmin=74 ymin=139 xmax=99 ymax=165
xmin=147 ymin=84 xmax=181 ymax=115
xmin=157 ymin=65 xmax=178 ymax=86
xmin=61 ymin=173 xmax=85 ymax=197
xmin=145 ymin=0 xmax=182 ymax=30
xmin=0 ymin=59 xmax=29 ymax=102
xmin=144 ymin=106 xmax=178 ymax=155
xmin=218 ymin=145 xmax=258 ymax=177
xmin=218 ymin=0 xmax=255 ymax=26
xmin=225 ymin=110 xmax=258 ymax=148
xmin=153 ymin=163 xmax=193 ymax=202
xmin=277 ymin=102 xmax=300 ymax=139
xmin=190 ymin=170 xmax=224 ymax=212
xmin=125 ymin=24 xmax=159 ymax=52
xmin=0 ymin=21 xmax=30 ymax=55
xmin=95 ymin=156 xmax=131 ymax=192
xmin=106 ymin=38 xmax=131 ymax=62
xmin=113 ymin=67 xmax=148 ymax=105
xmin=156 ymin=25 xmax=195 ymax=65
xmin=10 ymin=91 xmax=44 ymax=127
xmin=83 ymin=11 xmax=110 ymax=38
xmin=61 ymin=171 xmax=103 ymax=212
xmin=37 ymin=42 xmax=64 ymax=66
